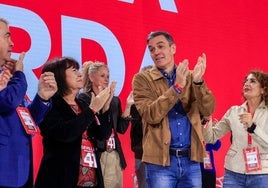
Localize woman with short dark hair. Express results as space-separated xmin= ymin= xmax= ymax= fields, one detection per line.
xmin=35 ymin=57 xmax=111 ymax=188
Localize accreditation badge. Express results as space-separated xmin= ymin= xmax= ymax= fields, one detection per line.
xmin=243 ymin=146 xmax=261 ymax=172
xmin=106 ymin=129 xmax=116 ymax=151
xmin=16 ymin=106 xmax=39 ymax=134
xmin=78 ymin=136 xmax=97 ymax=187
xmin=203 ymin=151 xmax=213 ymax=170
xmin=81 ymin=138 xmax=97 ymax=168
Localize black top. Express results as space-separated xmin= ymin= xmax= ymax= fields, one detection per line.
xmin=35 ymin=95 xmax=104 ymax=188
xmin=78 ymin=92 xmax=130 ymax=169
xmin=130 ymin=105 xmax=143 ymax=159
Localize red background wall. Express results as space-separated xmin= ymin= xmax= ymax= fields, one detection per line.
xmin=1 ymin=1 xmax=268 ymax=187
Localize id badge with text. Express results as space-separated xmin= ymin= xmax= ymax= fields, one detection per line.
xmin=203 ymin=151 xmax=213 ymax=170
xmin=243 ymin=146 xmax=261 ymax=172
xmin=81 ymin=139 xmax=97 ymax=168
xmin=106 ymin=131 xmax=116 ymax=150
xmin=16 ymin=106 xmax=39 ymax=134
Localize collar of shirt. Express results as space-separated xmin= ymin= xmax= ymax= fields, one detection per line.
xmin=158 ymin=66 xmax=176 ymax=86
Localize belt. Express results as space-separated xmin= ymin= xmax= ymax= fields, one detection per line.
xmin=106 ymin=148 xmax=116 ymax=153
xmin=169 ymin=148 xmax=190 ymax=157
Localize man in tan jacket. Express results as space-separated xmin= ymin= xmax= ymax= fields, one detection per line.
xmin=132 ymin=30 xmax=215 ymax=188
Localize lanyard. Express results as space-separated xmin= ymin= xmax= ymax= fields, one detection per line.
xmin=246 ymin=105 xmax=254 ymax=146
xmin=248 ymin=133 xmax=252 ymax=145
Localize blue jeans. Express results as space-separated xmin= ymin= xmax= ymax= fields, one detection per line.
xmin=146 ymin=155 xmax=201 ymax=188
xmin=223 ymin=169 xmax=268 ymax=188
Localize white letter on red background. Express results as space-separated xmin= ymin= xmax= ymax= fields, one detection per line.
xmin=62 ymin=16 xmax=125 ymax=95
xmin=0 ymin=4 xmax=51 ymax=99
xmin=118 ymin=0 xmax=178 ymax=13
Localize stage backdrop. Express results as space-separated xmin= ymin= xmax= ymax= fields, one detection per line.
xmin=1 ymin=1 xmax=268 ymax=187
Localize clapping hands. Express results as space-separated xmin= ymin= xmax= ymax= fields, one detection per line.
xmin=89 ymin=81 xmax=117 ymax=113
xmin=174 ymin=53 xmax=207 ymax=87
xmin=192 ymin=53 xmax=206 ymax=83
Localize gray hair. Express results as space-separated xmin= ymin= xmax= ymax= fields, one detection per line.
xmin=0 ymin=17 xmax=8 ymax=25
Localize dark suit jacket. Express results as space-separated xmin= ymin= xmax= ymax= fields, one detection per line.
xmin=79 ymin=92 xmax=130 ymax=169
xmin=35 ymin=95 xmax=104 ymax=188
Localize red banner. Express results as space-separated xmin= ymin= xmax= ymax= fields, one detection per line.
xmin=1 ymin=1 xmax=268 ymax=187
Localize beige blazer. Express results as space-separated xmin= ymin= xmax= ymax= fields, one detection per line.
xmin=203 ymin=101 xmax=268 ymax=174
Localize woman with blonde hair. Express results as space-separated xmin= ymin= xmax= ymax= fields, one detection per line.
xmin=79 ymin=61 xmax=134 ymax=188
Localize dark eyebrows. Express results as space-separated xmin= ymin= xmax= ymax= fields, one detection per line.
xmin=5 ymin=31 xmax=11 ymax=37
xmin=148 ymin=41 xmax=166 ymax=48
xmin=156 ymin=41 xmax=166 ymax=45
xmin=250 ymin=78 xmax=257 ymax=82
xmin=244 ymin=77 xmax=257 ymax=83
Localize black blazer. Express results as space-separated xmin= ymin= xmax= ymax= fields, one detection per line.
xmin=79 ymin=92 xmax=130 ymax=169
xmin=35 ymin=95 xmax=104 ymax=188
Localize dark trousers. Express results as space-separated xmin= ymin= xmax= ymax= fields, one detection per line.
xmin=201 ymin=171 xmax=216 ymax=188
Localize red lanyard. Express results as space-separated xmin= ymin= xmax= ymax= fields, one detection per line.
xmin=246 ymin=105 xmax=254 ymax=146
xmin=248 ymin=133 xmax=252 ymax=145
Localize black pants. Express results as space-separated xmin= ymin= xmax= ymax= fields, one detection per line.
xmin=201 ymin=171 xmax=216 ymax=188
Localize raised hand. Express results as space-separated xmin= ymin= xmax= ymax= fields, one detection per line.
xmin=102 ymin=81 xmax=117 ymax=113
xmin=126 ymin=90 xmax=134 ymax=106
xmin=192 ymin=53 xmax=206 ymax=83
xmin=0 ymin=69 xmax=12 ymax=91
xmin=89 ymin=87 xmax=111 ymax=113
xmin=239 ymin=112 xmax=253 ymax=129
xmin=38 ymin=72 xmax=58 ymax=100
xmin=174 ymin=59 xmax=189 ymax=88
xmin=122 ymin=90 xmax=134 ymax=118
xmin=3 ymin=52 xmax=25 ymax=74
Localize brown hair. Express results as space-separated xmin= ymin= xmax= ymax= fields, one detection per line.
xmin=244 ymin=70 xmax=268 ymax=106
